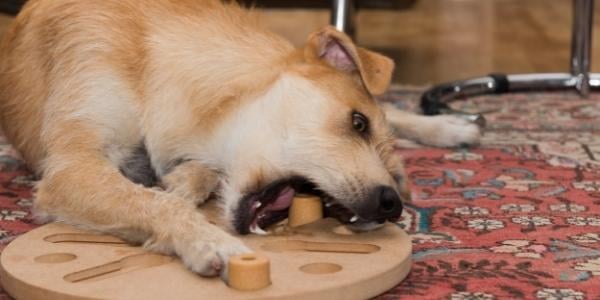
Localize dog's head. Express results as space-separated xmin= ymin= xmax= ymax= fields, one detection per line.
xmin=221 ymin=27 xmax=409 ymax=234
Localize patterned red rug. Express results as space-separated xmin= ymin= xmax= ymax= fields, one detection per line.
xmin=1 ymin=90 xmax=599 ymax=299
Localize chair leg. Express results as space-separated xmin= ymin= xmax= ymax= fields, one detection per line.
xmin=420 ymin=0 xmax=598 ymax=116
xmin=571 ymin=0 xmax=594 ymax=97
xmin=331 ymin=0 xmax=356 ymax=38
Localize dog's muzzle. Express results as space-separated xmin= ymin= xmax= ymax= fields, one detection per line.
xmin=360 ymin=185 xmax=404 ymax=222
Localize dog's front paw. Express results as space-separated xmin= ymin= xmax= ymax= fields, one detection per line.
xmin=175 ymin=233 xmax=251 ymax=278
xmin=420 ymin=115 xmax=482 ymax=147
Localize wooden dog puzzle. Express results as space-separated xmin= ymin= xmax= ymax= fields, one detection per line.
xmin=0 ymin=200 xmax=412 ymax=300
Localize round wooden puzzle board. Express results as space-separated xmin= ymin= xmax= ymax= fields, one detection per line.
xmin=0 ymin=219 xmax=411 ymax=300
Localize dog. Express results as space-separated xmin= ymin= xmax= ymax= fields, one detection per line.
xmin=0 ymin=0 xmax=480 ymax=279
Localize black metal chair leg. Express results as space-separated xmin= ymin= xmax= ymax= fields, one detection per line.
xmin=421 ymin=0 xmax=596 ymax=117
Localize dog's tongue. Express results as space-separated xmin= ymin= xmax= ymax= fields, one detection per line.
xmin=269 ymin=186 xmax=295 ymax=211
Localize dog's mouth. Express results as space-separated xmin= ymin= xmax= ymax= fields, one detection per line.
xmin=233 ymin=176 xmax=401 ymax=235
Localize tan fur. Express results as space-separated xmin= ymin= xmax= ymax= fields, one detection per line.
xmin=161 ymin=160 xmax=220 ymax=206
xmin=0 ymin=0 xmax=479 ymax=278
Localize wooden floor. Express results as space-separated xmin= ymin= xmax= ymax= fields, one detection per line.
xmin=1 ymin=0 xmax=599 ymax=85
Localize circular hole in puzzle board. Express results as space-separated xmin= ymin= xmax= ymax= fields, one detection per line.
xmin=300 ymin=263 xmax=342 ymax=274
xmin=34 ymin=253 xmax=77 ymax=264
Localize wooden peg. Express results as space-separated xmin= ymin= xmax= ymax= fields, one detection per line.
xmin=227 ymin=253 xmax=271 ymax=291
xmin=288 ymin=194 xmax=323 ymax=227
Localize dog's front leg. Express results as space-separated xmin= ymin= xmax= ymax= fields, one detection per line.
xmin=160 ymin=160 xmax=220 ymax=206
xmin=35 ymin=125 xmax=249 ymax=278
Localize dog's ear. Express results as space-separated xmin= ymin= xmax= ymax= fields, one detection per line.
xmin=304 ymin=26 xmax=394 ymax=96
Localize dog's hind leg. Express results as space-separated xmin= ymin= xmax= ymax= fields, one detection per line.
xmin=160 ymin=160 xmax=221 ymax=206
xmin=382 ymin=103 xmax=482 ymax=147
xmin=35 ymin=121 xmax=249 ymax=278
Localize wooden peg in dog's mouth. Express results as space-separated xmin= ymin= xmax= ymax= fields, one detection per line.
xmin=288 ymin=194 xmax=323 ymax=227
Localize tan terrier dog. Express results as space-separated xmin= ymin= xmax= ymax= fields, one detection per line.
xmin=0 ymin=0 xmax=480 ymax=279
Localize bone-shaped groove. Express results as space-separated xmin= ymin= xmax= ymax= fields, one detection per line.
xmin=64 ymin=253 xmax=173 ymax=283
xmin=44 ymin=233 xmax=127 ymax=245
xmin=261 ymin=240 xmax=380 ymax=254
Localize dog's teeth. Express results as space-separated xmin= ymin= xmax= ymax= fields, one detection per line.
xmin=325 ymin=202 xmax=333 ymax=207
xmin=350 ymin=215 xmax=359 ymax=223
xmin=250 ymin=225 xmax=268 ymax=235
xmin=254 ymin=202 xmax=262 ymax=209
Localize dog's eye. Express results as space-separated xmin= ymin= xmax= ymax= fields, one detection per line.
xmin=352 ymin=112 xmax=369 ymax=133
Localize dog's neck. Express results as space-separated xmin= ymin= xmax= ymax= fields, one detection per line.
xmin=141 ymin=8 xmax=304 ymax=177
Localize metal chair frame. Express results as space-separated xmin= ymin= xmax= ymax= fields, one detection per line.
xmin=330 ymin=0 xmax=597 ymax=121
xmin=419 ymin=0 xmax=596 ymax=118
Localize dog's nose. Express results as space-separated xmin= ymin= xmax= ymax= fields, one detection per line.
xmin=355 ymin=186 xmax=404 ymax=221
xmin=374 ymin=185 xmax=403 ymax=218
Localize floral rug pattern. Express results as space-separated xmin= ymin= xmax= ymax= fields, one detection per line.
xmin=380 ymin=90 xmax=600 ymax=300
xmin=0 ymin=90 xmax=599 ymax=299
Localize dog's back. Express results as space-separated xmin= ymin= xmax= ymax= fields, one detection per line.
xmin=0 ymin=0 xmax=292 ymax=173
